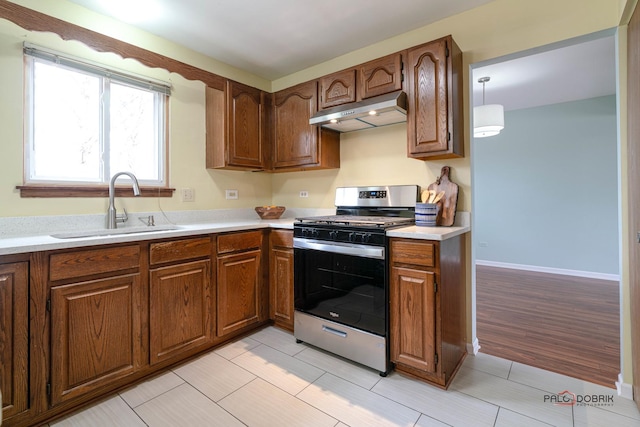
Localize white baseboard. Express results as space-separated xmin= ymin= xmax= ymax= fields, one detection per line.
xmin=475 ymin=260 xmax=620 ymax=282
xmin=616 ymin=373 xmax=635 ymax=399
xmin=467 ymin=338 xmax=481 ymax=355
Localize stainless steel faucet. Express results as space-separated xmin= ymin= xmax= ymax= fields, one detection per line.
xmin=106 ymin=172 xmax=141 ymax=229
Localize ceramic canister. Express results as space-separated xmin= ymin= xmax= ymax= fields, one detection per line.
xmin=415 ymin=202 xmax=438 ymax=226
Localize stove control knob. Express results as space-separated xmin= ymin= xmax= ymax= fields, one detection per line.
xmin=329 ymin=231 xmax=338 ymax=240
xmin=362 ymin=233 xmax=372 ymax=243
xmin=348 ymin=232 xmax=356 ymax=242
xmin=312 ymin=229 xmax=320 ymax=238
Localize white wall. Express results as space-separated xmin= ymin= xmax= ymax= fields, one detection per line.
xmin=474 ymin=95 xmax=619 ymax=275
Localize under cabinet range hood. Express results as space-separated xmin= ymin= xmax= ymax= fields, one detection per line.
xmin=309 ymin=90 xmax=407 ymax=132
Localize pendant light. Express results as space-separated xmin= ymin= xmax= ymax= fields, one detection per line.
xmin=474 ymin=76 xmax=504 ymax=138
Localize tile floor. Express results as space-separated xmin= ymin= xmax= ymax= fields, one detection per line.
xmin=49 ymin=326 xmax=640 ymax=427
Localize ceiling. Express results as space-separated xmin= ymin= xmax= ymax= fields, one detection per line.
xmin=473 ymin=35 xmax=616 ymax=111
xmin=65 ymin=0 xmax=616 ymax=110
xmin=67 ymin=0 xmax=494 ymax=80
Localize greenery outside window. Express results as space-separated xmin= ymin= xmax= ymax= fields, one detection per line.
xmin=21 ymin=44 xmax=172 ymax=196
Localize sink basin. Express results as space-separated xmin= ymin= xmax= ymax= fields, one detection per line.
xmin=51 ymin=224 xmax=181 ymax=239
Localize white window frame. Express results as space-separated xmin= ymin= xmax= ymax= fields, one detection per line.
xmin=23 ymin=44 xmax=170 ymax=187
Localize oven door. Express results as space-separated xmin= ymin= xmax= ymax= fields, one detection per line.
xmin=293 ymin=238 xmax=387 ymax=336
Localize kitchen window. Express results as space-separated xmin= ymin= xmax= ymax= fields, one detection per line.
xmin=21 ymin=45 xmax=172 ymax=197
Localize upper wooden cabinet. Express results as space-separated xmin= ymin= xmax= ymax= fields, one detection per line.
xmin=0 ymin=261 xmax=29 ymax=423
xmin=206 ymin=80 xmax=270 ymax=171
xmin=317 ymin=53 xmax=403 ymax=110
xmin=358 ymin=53 xmax=403 ymax=100
xmin=406 ymin=36 xmax=463 ymax=160
xmin=319 ymin=69 xmax=357 ymax=109
xmin=272 ymin=81 xmax=340 ymax=171
xmin=204 ymin=36 xmax=462 ymax=173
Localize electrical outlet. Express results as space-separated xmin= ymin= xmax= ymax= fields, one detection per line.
xmin=225 ymin=189 xmax=239 ymax=200
xmin=181 ymin=188 xmax=195 ymax=202
xmin=299 ymin=191 xmax=309 ymax=198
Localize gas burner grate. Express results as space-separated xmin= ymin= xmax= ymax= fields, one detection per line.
xmin=295 ymin=215 xmax=414 ymax=228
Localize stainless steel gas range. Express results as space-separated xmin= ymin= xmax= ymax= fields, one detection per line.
xmin=293 ymin=185 xmax=419 ymax=375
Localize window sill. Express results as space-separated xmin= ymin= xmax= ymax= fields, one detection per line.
xmin=16 ymin=185 xmax=175 ymax=198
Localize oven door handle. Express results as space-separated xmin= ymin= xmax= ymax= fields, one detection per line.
xmin=293 ymin=238 xmax=385 ymax=260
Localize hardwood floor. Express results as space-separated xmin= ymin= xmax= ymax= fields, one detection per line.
xmin=476 ymin=265 xmax=620 ymax=388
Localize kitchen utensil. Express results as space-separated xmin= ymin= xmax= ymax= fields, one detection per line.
xmin=420 ymin=190 xmax=431 ymax=203
xmin=426 ymin=166 xmax=459 ymax=226
xmin=432 ymin=191 xmax=445 ymax=204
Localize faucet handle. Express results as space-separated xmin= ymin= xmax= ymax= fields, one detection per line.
xmin=116 ymin=208 xmax=129 ymax=224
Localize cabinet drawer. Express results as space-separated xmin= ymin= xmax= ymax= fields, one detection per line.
xmin=270 ymin=229 xmax=293 ymax=248
xmin=390 ymin=240 xmax=436 ymax=268
xmin=217 ymin=231 xmax=263 ymax=254
xmin=150 ymin=237 xmax=212 ymax=265
xmin=50 ymin=245 xmax=140 ymax=281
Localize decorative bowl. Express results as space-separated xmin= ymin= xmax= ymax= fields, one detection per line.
xmin=255 ymin=206 xmax=286 ymax=219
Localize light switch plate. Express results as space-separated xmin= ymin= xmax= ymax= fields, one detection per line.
xmin=225 ymin=189 xmax=239 ymax=200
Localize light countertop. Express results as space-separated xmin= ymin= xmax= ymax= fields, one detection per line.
xmin=0 ymin=219 xmax=294 ymax=256
xmin=0 ymin=210 xmax=469 ymax=256
xmin=387 ymin=224 xmax=470 ymax=241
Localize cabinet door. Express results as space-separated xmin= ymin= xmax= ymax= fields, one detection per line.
xmin=50 ymin=274 xmax=142 ymax=406
xmin=272 ymin=81 xmax=319 ymax=168
xmin=406 ymin=37 xmax=461 ymax=159
xmin=217 ymin=250 xmax=262 ymax=337
xmin=270 ymin=230 xmax=294 ymax=330
xmin=206 ymin=81 xmax=267 ymax=170
xmin=227 ymin=81 xmax=267 ymax=168
xmin=358 ymin=53 xmax=403 ymax=100
xmin=150 ymin=260 xmax=213 ymax=365
xmin=390 ymin=266 xmax=437 ymax=374
xmin=319 ymin=68 xmax=356 ymax=109
xmin=0 ymin=262 xmax=28 ymax=420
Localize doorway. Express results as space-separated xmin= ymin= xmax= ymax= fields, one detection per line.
xmin=470 ymin=30 xmax=621 ymax=387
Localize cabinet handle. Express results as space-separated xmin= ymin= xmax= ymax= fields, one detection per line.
xmin=322 ymin=325 xmax=347 ymax=338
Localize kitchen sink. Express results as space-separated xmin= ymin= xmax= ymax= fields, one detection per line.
xmin=50 ymin=224 xmax=181 ymax=239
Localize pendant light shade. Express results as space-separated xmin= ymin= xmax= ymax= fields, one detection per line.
xmin=474 ymin=104 xmax=504 ymax=138
xmin=474 ymin=76 xmax=504 ymax=138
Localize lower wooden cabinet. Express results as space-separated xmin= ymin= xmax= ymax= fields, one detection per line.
xmin=0 ymin=262 xmax=29 ymax=422
xmin=390 ymin=266 xmax=437 ymax=373
xmin=1 ymin=229 xmax=467 ymax=427
xmin=47 ymin=245 xmax=143 ymax=407
xmin=50 ymin=273 xmax=143 ymax=406
xmin=389 ymin=236 xmax=466 ymax=388
xmin=149 ymin=237 xmax=214 ymax=365
xmin=150 ymin=259 xmax=213 ymax=364
xmin=269 ymin=230 xmax=294 ymax=330
xmin=216 ymin=231 xmax=266 ymax=337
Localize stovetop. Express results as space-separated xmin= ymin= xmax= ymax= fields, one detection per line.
xmin=295 ymin=215 xmax=414 ymax=228
xmin=294 ymin=185 xmax=419 ymax=242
